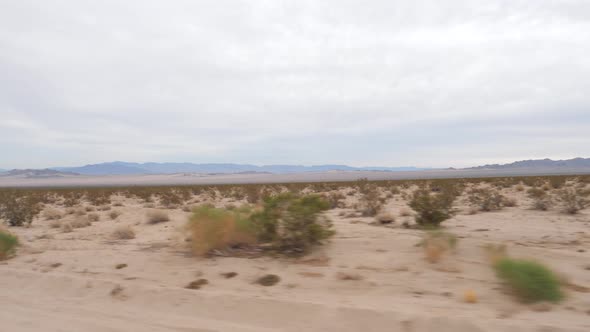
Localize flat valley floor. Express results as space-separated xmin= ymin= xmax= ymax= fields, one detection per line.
xmin=1 ymin=185 xmax=590 ymax=331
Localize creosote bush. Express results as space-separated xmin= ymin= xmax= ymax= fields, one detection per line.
xmin=409 ymin=188 xmax=455 ymax=227
xmin=494 ymin=258 xmax=563 ymax=303
xmin=0 ymin=228 xmax=18 ymax=260
xmin=468 ymin=187 xmax=506 ymax=211
xmin=0 ymin=194 xmax=42 ymax=226
xmin=250 ymin=193 xmax=334 ymax=255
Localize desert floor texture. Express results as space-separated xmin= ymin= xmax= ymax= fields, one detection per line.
xmin=1 ymin=183 xmax=590 ymax=332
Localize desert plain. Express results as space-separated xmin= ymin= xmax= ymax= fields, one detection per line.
xmin=1 ymin=176 xmax=590 ymax=332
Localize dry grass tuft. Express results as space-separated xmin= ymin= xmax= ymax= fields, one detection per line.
xmin=111 ymin=226 xmax=135 ymax=240
xmin=420 ymin=231 xmax=458 ymax=264
xmin=87 ymin=213 xmax=100 ymax=222
xmin=483 ymin=243 xmax=508 ymax=265
xmin=42 ymin=208 xmax=63 ymax=220
xmin=61 ymin=222 xmax=73 ymax=233
xmin=146 ymin=210 xmax=170 ymax=224
xmin=49 ymin=219 xmax=62 ymax=229
xmin=70 ymin=216 xmax=91 ymax=228
xmin=109 ymin=210 xmax=122 ymax=220
xmin=187 ymin=205 xmax=256 ymax=256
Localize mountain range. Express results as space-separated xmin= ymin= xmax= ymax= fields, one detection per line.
xmin=49 ymin=162 xmax=428 ymax=175
xmin=466 ymin=157 xmax=590 ymax=170
xmin=1 ymin=158 xmax=589 ymax=177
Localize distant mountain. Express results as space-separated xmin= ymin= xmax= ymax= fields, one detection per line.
xmin=0 ymin=169 xmax=79 ymax=178
xmin=51 ymin=161 xmax=428 ymax=175
xmin=467 ymin=157 xmax=590 ymax=170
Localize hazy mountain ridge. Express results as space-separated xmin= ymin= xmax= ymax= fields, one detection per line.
xmin=51 ymin=161 xmax=427 ymax=175
xmin=0 ymin=169 xmax=79 ymax=178
xmin=466 ymin=157 xmax=590 ymax=170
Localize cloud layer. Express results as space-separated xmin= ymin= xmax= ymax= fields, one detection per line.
xmin=1 ymin=0 xmax=589 ymax=168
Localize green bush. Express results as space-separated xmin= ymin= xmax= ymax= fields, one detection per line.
xmin=250 ymin=193 xmax=334 ymax=255
xmin=0 ymin=229 xmax=18 ymax=260
xmin=409 ymin=188 xmax=455 ymax=227
xmin=494 ymin=258 xmax=563 ymax=303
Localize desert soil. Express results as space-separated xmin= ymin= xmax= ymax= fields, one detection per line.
xmin=1 ymin=187 xmax=590 ymax=331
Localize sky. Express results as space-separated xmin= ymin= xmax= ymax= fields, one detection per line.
xmin=1 ymin=0 xmax=589 ymax=169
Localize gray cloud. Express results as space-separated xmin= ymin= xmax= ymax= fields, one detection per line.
xmin=1 ymin=0 xmax=589 ymax=168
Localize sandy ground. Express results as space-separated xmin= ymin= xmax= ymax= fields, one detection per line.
xmin=1 ymin=187 xmax=590 ymax=331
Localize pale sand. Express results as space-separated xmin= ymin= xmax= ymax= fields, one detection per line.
xmin=1 ymin=187 xmax=590 ymax=331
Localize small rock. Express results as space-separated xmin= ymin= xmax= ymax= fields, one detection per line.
xmin=115 ymin=263 xmax=128 ymax=269
xmin=185 ymin=279 xmax=208 ymax=289
xmin=110 ymin=285 xmax=124 ymax=297
xmin=221 ymin=272 xmax=238 ymax=279
xmin=256 ymin=274 xmax=280 ymax=286
xmin=336 ymin=272 xmax=364 ymax=281
xmin=50 ymin=262 xmax=62 ymax=268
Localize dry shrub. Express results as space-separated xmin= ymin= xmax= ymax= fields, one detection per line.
xmin=515 ymin=184 xmax=525 ymax=192
xmin=112 ymin=226 xmax=135 ymax=240
xmin=42 ymin=208 xmax=63 ymax=220
xmin=557 ymin=187 xmax=587 ymax=214
xmin=65 ymin=207 xmax=76 ymax=215
xmin=0 ymin=195 xmax=42 ymax=226
xmin=375 ymin=213 xmax=395 ymax=224
xmin=109 ymin=210 xmax=122 ymax=220
xmin=61 ymin=222 xmax=73 ymax=233
xmin=419 ymin=231 xmax=458 ymax=263
xmin=503 ymin=197 xmax=518 ymax=207
xmin=468 ymin=187 xmax=506 ymax=211
xmin=70 ymin=216 xmax=91 ymax=228
xmin=74 ymin=208 xmax=86 ymax=216
xmin=87 ymin=213 xmax=100 ymax=222
xmin=112 ymin=201 xmax=124 ymax=207
xmin=357 ymin=188 xmax=384 ymax=216
xmin=84 ymin=206 xmax=95 ymax=212
xmin=98 ymin=205 xmax=111 ymax=211
xmin=528 ymin=188 xmax=553 ymax=211
xmin=0 ymin=228 xmax=18 ymax=260
xmin=49 ymin=220 xmax=62 ymax=229
xmin=399 ymin=208 xmax=413 ymax=217
xmin=146 ymin=210 xmax=170 ymax=224
xmin=483 ymin=243 xmax=508 ymax=265
xmin=188 ymin=205 xmax=256 ymax=256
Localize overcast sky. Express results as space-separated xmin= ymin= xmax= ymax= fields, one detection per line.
xmin=1 ymin=0 xmax=589 ymax=169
